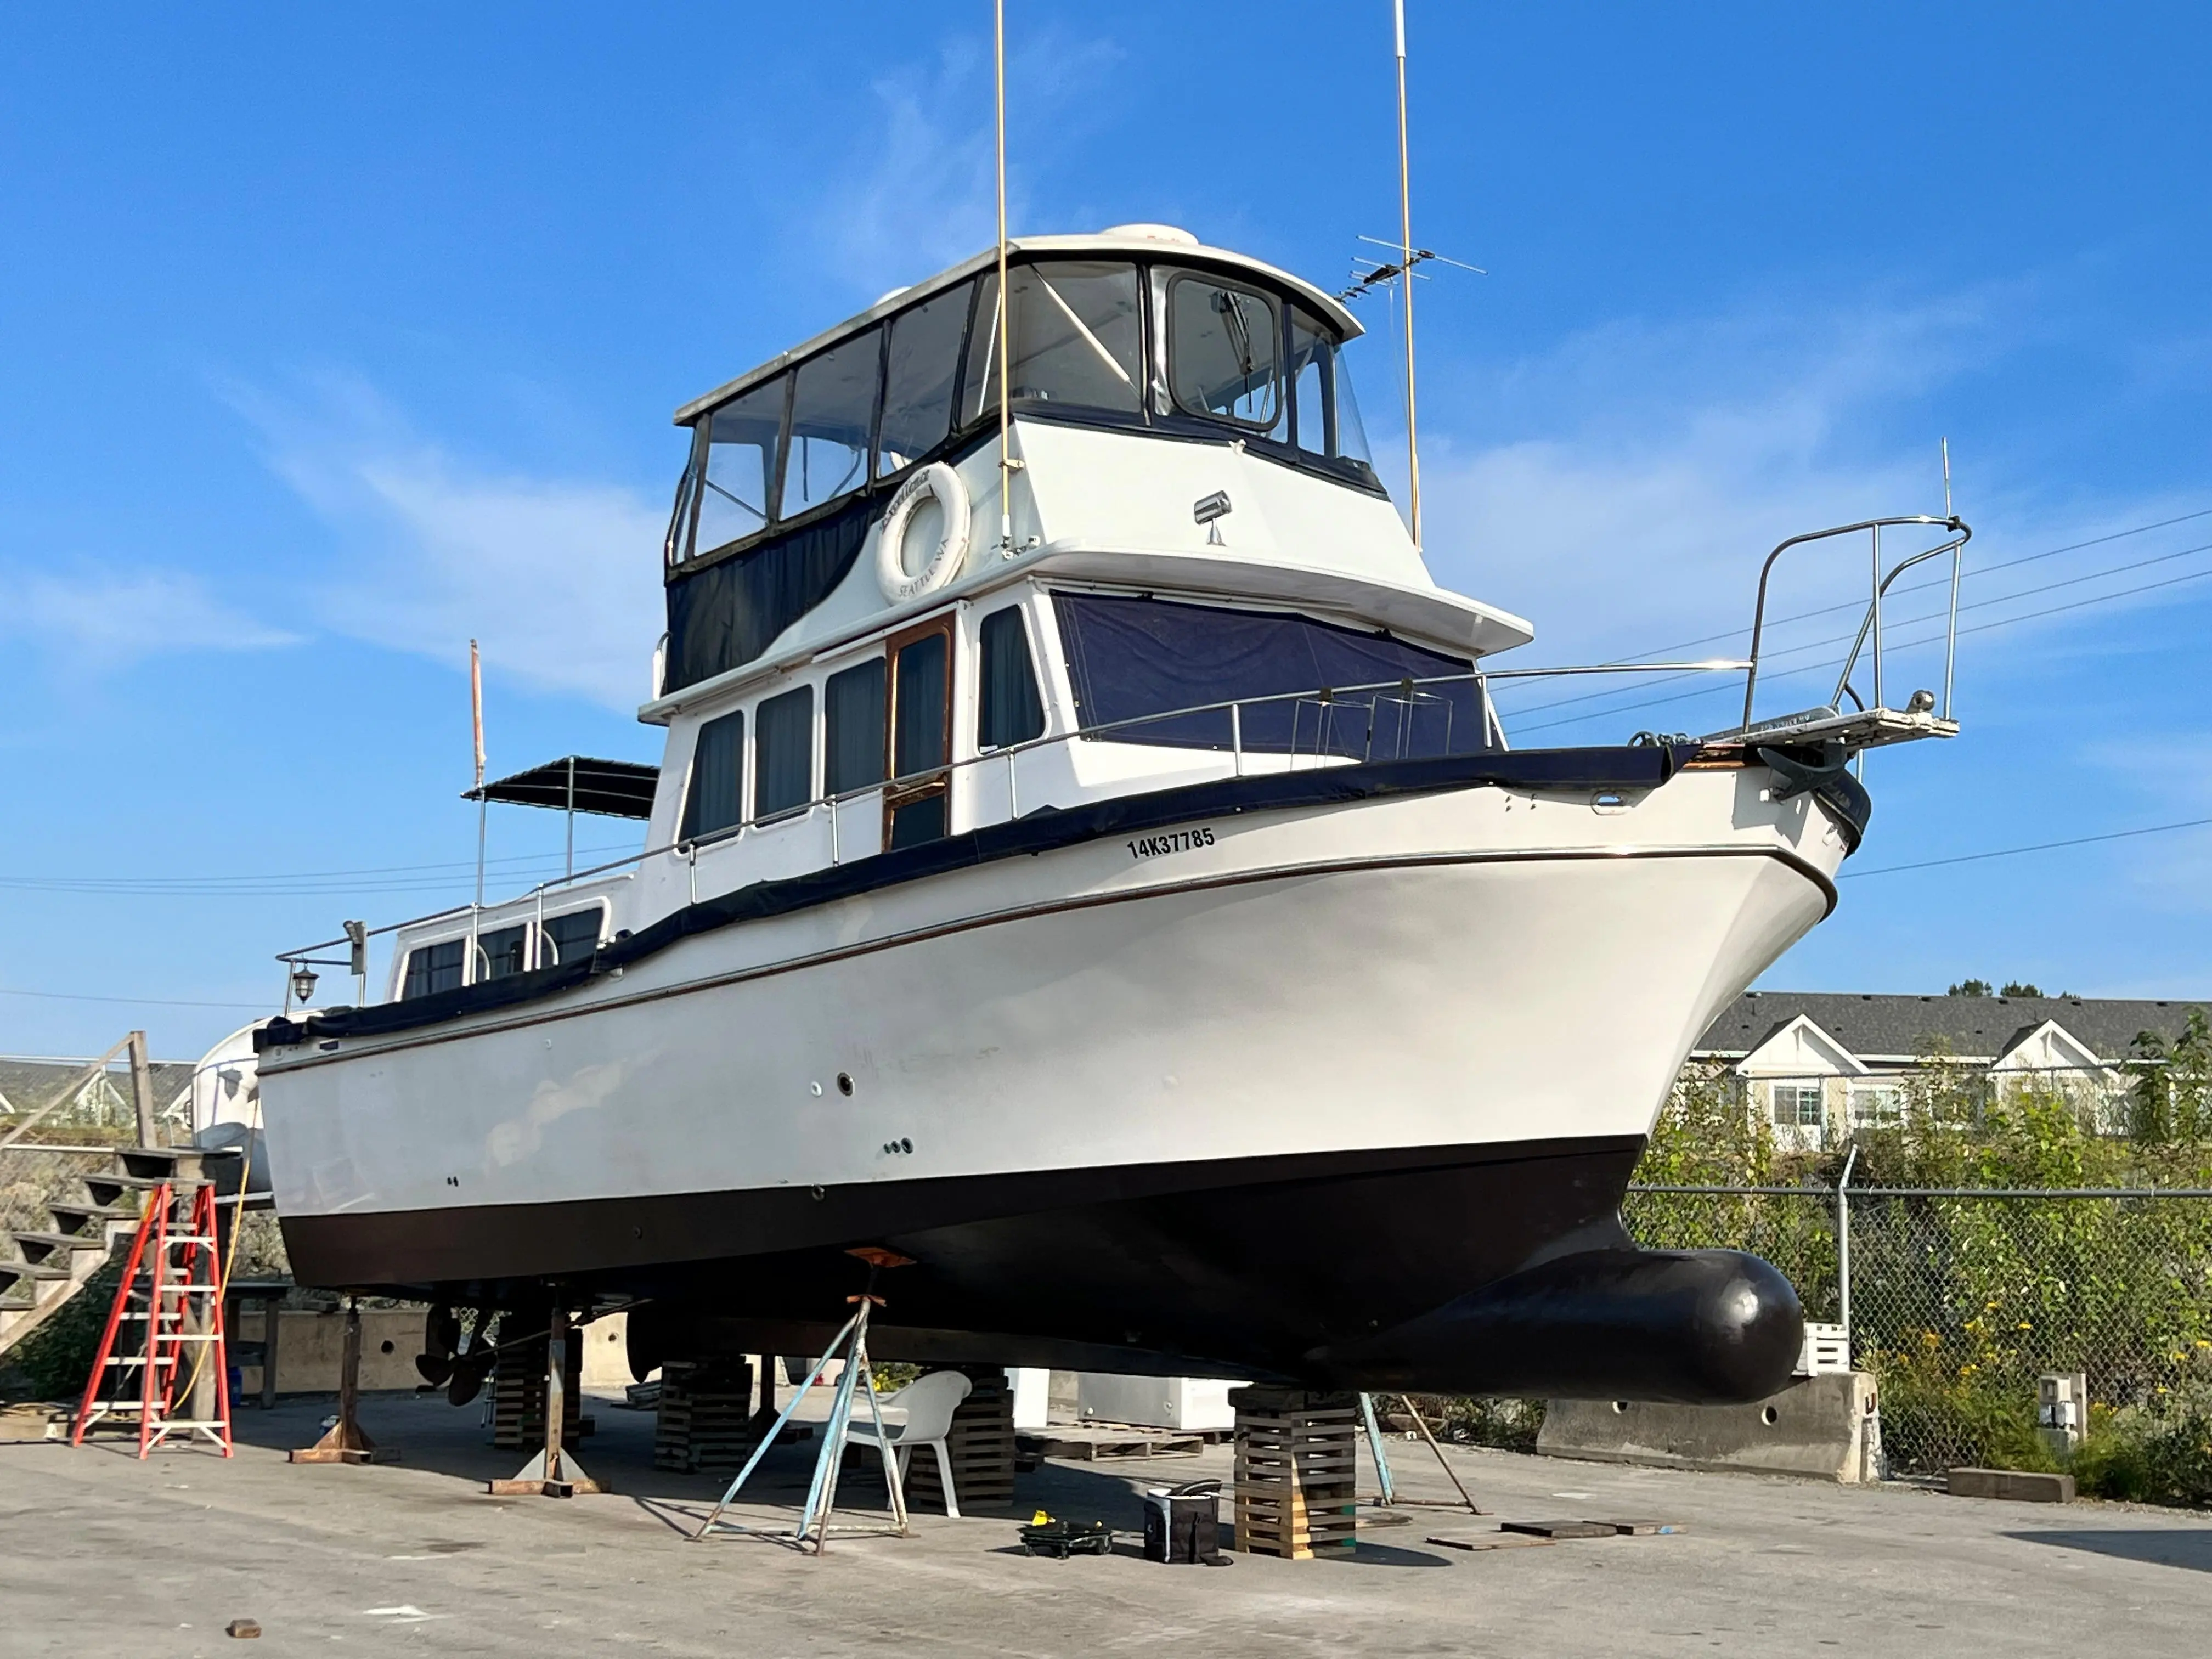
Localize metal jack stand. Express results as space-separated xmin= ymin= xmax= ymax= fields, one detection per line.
xmin=489 ymin=1302 xmax=601 ymax=1496
xmin=1358 ymin=1392 xmax=1485 ymax=1514
xmin=693 ymin=1248 xmax=913 ymax=1555
xmin=290 ymin=1298 xmax=398 ymax=1465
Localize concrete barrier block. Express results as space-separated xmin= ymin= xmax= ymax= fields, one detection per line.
xmin=1538 ymin=1371 xmax=1882 ymax=1482
xmin=1947 ymin=1468 xmax=2075 ymax=1503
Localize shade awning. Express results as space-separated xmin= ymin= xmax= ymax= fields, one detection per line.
xmin=462 ymin=757 xmax=660 ymax=820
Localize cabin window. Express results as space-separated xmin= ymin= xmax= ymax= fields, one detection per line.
xmin=681 ymin=709 xmax=746 ymax=842
xmin=1053 ymin=593 xmax=1488 ymax=760
xmin=785 ymin=329 xmax=879 ymax=517
xmin=543 ymin=907 xmax=603 ymax=964
xmin=977 ymin=606 xmax=1045 ymax=749
xmin=878 ymin=283 xmax=972 ymax=476
xmin=401 ymin=938 xmax=465 ymax=999
xmin=963 ymin=261 xmax=1143 ymax=424
xmin=753 ymin=684 xmax=815 ymax=820
xmin=825 ymin=657 xmax=889 ymax=794
xmin=1165 ymin=273 xmax=1282 ymax=431
xmin=478 ymin=924 xmax=528 ymax=981
xmin=695 ymin=377 xmax=786 ymax=557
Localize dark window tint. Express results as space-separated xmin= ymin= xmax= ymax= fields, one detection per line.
xmin=1053 ymin=594 xmax=1488 ymax=759
xmin=893 ymin=633 xmax=949 ymax=778
xmin=977 ymin=607 xmax=1045 ymax=749
xmin=785 ymin=329 xmax=879 ymax=516
xmin=888 ymin=792 xmax=946 ymax=850
xmin=402 ymin=938 xmax=465 ymax=999
xmin=825 ymin=658 xmax=888 ymax=794
xmin=878 ymin=284 xmax=972 ymax=475
xmin=478 ymin=924 xmax=528 ymax=981
xmin=754 ymin=685 xmax=815 ymax=819
xmin=964 ymin=262 xmax=1142 ymax=424
xmin=681 ymin=709 xmax=745 ymax=841
xmin=544 ymin=909 xmax=602 ymax=964
xmin=1167 ymin=273 xmax=1281 ymax=429
xmin=695 ymin=379 xmax=785 ymax=555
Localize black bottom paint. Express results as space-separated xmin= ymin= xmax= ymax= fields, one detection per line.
xmin=280 ymin=1133 xmax=1803 ymax=1400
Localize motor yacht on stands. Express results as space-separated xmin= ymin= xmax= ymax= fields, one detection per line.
xmin=256 ymin=226 xmax=1969 ymax=1402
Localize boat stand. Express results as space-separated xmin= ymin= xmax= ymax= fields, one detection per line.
xmin=1359 ymin=1391 xmax=1485 ymax=1514
xmin=692 ymin=1248 xmax=913 ymax=1555
xmin=488 ymin=1303 xmax=600 ymax=1496
xmin=290 ymin=1299 xmax=397 ymax=1465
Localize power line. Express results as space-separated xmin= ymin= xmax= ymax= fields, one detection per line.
xmin=1506 ymin=557 xmax=2212 ymax=737
xmin=1612 ymin=504 xmax=2212 ymax=664
xmin=0 ymin=987 xmax=272 ymax=1011
xmin=1498 ymin=536 xmax=2212 ymax=727
xmin=1841 ymin=817 xmax=2212 ymax=879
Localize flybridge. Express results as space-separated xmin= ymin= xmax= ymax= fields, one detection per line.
xmin=652 ymin=228 xmax=1410 ymax=697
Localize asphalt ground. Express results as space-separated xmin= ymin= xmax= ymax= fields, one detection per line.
xmin=3 ymin=1387 xmax=2209 ymax=1656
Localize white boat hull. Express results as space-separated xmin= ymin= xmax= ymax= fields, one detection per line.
xmin=261 ymin=758 xmax=1843 ymax=1382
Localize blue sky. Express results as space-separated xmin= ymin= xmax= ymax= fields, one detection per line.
xmin=2 ymin=2 xmax=2208 ymax=1059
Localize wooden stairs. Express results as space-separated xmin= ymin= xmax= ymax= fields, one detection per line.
xmin=0 ymin=1148 xmax=230 ymax=1359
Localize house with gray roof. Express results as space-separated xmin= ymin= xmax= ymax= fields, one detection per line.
xmin=0 ymin=1054 xmax=196 ymax=1137
xmin=1690 ymin=992 xmax=2209 ymax=1147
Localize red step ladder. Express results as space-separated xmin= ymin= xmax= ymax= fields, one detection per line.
xmin=72 ymin=1175 xmax=232 ymax=1457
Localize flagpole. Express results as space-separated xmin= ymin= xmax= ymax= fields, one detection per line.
xmin=470 ymin=641 xmax=487 ymax=982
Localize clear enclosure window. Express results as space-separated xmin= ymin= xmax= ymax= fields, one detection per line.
xmin=1166 ymin=273 xmax=1282 ymax=430
xmin=402 ymin=938 xmax=465 ymax=999
xmin=825 ymin=657 xmax=888 ymax=794
xmin=878 ymin=284 xmax=972 ymax=476
xmin=785 ymin=329 xmax=880 ymax=517
xmin=695 ymin=379 xmax=786 ymax=556
xmin=977 ymin=606 xmax=1045 ymax=749
xmin=681 ymin=708 xmax=746 ymax=841
xmin=1053 ymin=593 xmax=1486 ymax=760
xmin=753 ymin=685 xmax=815 ymax=820
xmin=963 ymin=261 xmax=1142 ymax=424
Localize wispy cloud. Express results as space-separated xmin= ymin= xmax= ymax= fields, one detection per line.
xmin=1412 ymin=296 xmax=1991 ymax=671
xmin=0 ymin=566 xmax=298 ymax=666
xmin=235 ymin=376 xmax=665 ymax=711
xmin=809 ymin=31 xmax=1127 ymax=301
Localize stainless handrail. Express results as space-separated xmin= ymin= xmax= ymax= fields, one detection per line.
xmin=1740 ymin=515 xmax=1972 ymax=729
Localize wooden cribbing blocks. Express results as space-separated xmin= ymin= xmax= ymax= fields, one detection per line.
xmin=905 ymin=1365 xmax=1017 ymax=1515
xmin=653 ymin=1359 xmax=759 ymax=1474
xmin=1229 ymin=1386 xmax=1359 ymax=1559
xmin=491 ymin=1335 xmax=582 ymax=1451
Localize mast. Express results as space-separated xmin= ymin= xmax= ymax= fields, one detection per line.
xmin=1395 ymin=0 xmax=1421 ymax=549
xmin=995 ymin=0 xmax=1014 ymax=554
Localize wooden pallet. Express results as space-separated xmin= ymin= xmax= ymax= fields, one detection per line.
xmin=1018 ymin=1425 xmax=1207 ymax=1462
xmin=653 ymin=1359 xmax=758 ymax=1474
xmin=1229 ymin=1387 xmax=1358 ymax=1559
xmin=490 ymin=1340 xmax=584 ymax=1451
xmin=904 ymin=1365 xmax=1016 ymax=1515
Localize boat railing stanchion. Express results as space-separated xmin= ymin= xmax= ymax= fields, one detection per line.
xmin=829 ymin=793 xmax=840 ymax=865
xmin=1231 ymin=701 xmax=1243 ymax=778
xmin=1005 ymin=747 xmax=1017 ymax=819
xmin=687 ymin=844 xmax=698 ymax=906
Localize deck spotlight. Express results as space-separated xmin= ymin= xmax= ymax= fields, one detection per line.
xmin=1193 ymin=490 xmax=1232 ymax=545
xmin=290 ymin=965 xmax=319 ymax=1006
xmin=1906 ymin=689 xmax=1936 ymax=714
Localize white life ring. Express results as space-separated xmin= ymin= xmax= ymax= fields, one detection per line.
xmin=874 ymin=462 xmax=970 ymax=603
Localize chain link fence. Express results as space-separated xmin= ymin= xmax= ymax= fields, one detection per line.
xmin=1624 ymin=1183 xmax=2212 ymax=1474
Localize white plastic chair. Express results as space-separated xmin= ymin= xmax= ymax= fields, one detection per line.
xmin=848 ymin=1370 xmax=973 ymax=1516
